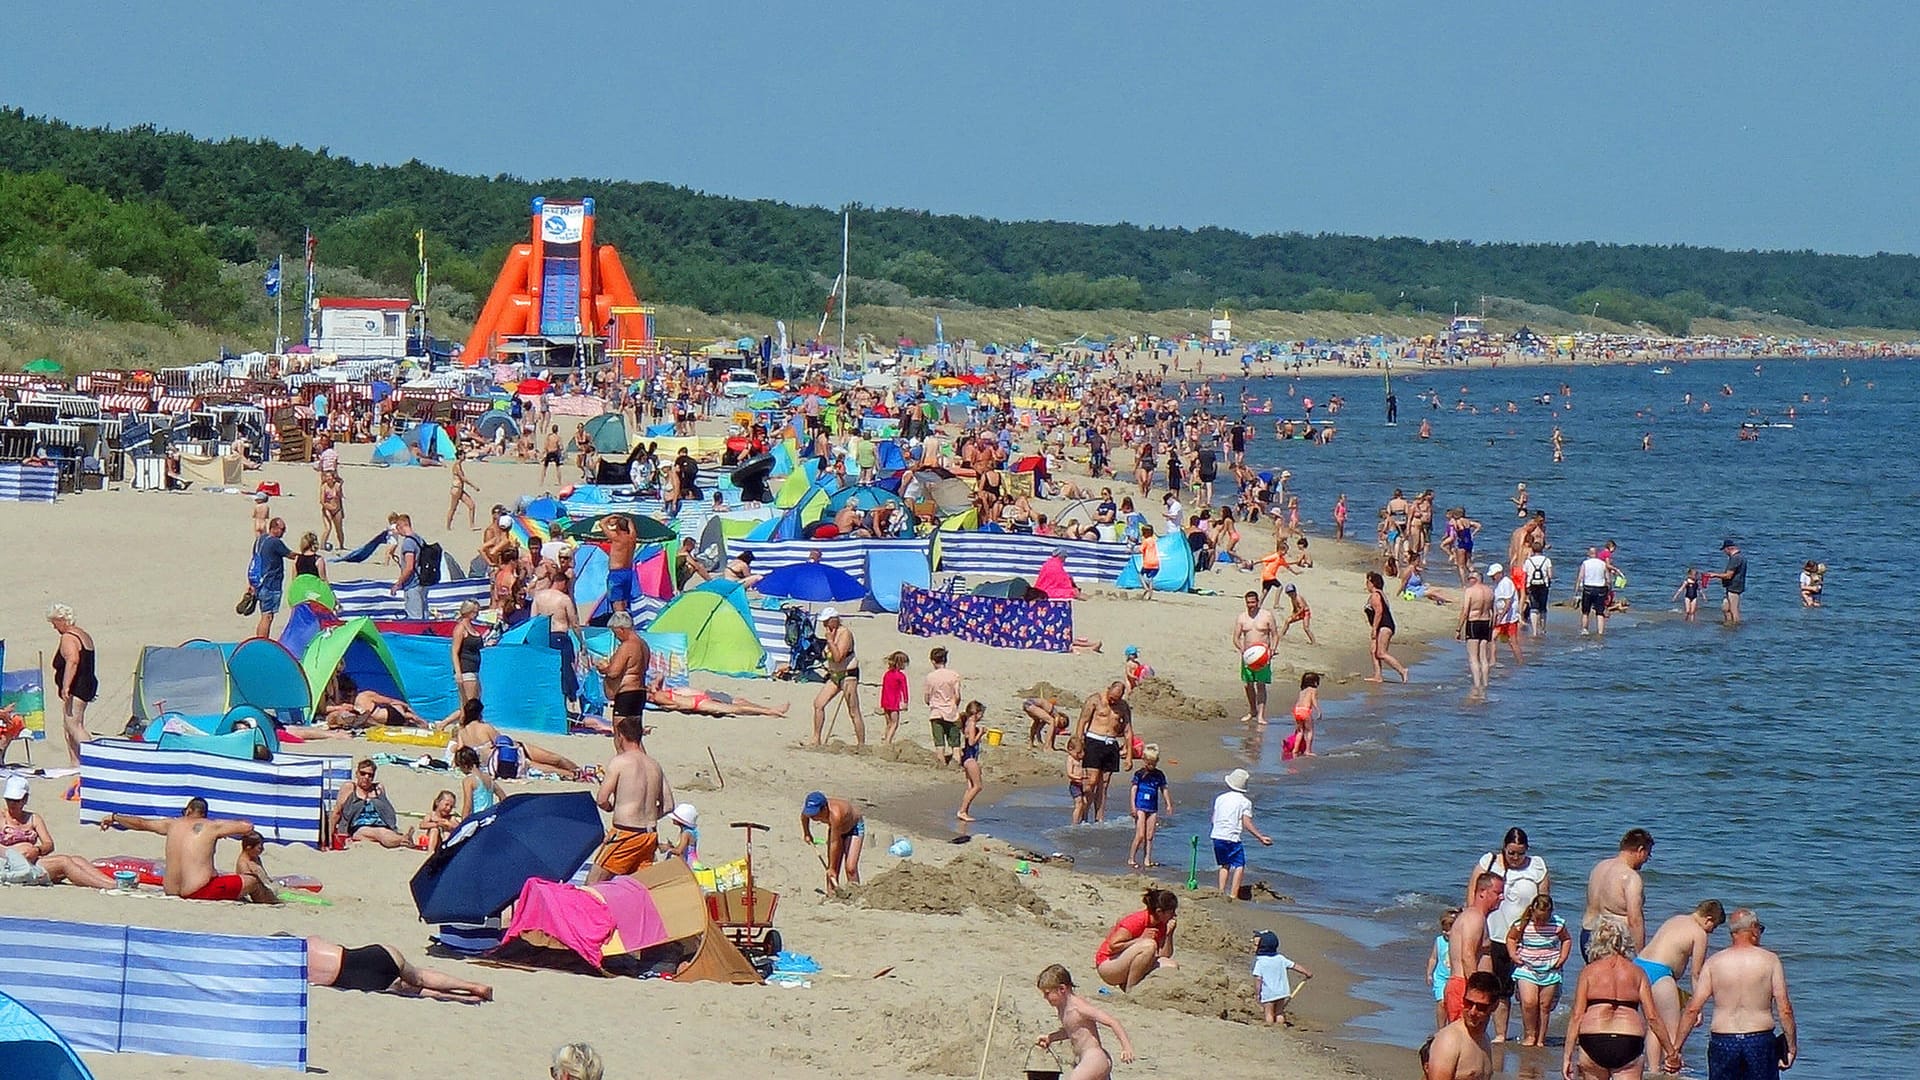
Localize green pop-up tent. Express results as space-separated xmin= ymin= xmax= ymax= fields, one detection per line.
xmin=647 ymin=589 xmax=765 ymax=677
xmin=299 ymin=616 xmax=407 ymax=706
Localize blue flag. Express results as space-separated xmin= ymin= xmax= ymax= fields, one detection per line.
xmin=264 ymin=256 xmax=282 ymax=298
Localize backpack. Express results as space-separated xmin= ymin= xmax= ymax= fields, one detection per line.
xmin=1526 ymin=556 xmax=1550 ymax=587
xmin=416 ymin=540 xmax=444 ymax=588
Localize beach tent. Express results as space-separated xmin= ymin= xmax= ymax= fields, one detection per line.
xmin=523 ymin=495 xmax=563 ymax=522
xmin=299 ymin=617 xmax=406 ymax=706
xmin=284 ymin=574 xmax=337 ymax=611
xmin=1114 ymin=532 xmax=1196 ymax=593
xmin=631 ymin=859 xmax=760 ymax=983
xmin=572 ymin=542 xmax=611 ymax=620
xmin=582 ymin=414 xmax=631 ymax=455
xmin=475 ymin=411 xmax=519 ymax=444
xmin=155 ymin=726 xmax=272 ymax=761
xmin=370 ymin=434 xmax=417 ymax=466
xmin=225 ymin=638 xmax=313 ymax=722
xmin=177 ymin=453 xmax=243 ymax=486
xmin=866 ymin=545 xmax=932 ymax=612
xmin=411 ymin=421 xmax=455 ymax=461
xmin=278 ymin=601 xmax=333 ymax=661
xmin=131 ymin=641 xmax=229 ymax=725
xmin=385 ymin=627 xmax=568 ymax=735
xmin=648 ymin=589 xmax=765 ymax=676
xmin=693 ymin=514 xmax=764 ymax=572
xmin=0 ymin=988 xmax=94 ymax=1080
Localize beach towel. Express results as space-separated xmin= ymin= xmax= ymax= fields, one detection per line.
xmin=1033 ymin=554 xmax=1077 ymax=600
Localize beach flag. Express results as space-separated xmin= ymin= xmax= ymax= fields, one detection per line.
xmin=0 ymin=642 xmax=45 ymax=739
xmin=263 ymin=256 xmax=281 ymax=298
xmin=414 ymin=229 xmax=428 ymax=304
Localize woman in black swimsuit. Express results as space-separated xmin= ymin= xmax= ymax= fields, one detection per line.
xmin=47 ymin=603 xmax=96 ymax=765
xmin=304 ymin=937 xmax=492 ymax=1001
xmin=1363 ymin=572 xmax=1409 ymax=683
xmin=293 ymin=532 xmax=326 ymax=582
xmin=1562 ymin=921 xmax=1680 ymax=1077
xmin=449 ymin=601 xmax=484 ymax=712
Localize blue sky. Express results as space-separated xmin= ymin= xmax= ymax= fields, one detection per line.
xmin=3 ymin=2 xmax=1916 ymax=254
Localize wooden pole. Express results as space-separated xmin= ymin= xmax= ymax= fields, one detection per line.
xmin=976 ymin=974 xmax=1006 ymax=1080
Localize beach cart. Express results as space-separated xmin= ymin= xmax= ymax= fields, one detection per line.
xmin=709 ymin=821 xmax=782 ymax=958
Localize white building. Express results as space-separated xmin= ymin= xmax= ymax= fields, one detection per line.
xmin=314 ymin=298 xmax=411 ymax=358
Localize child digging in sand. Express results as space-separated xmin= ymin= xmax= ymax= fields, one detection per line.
xmin=1126 ymin=745 xmax=1170 ymax=868
xmin=1036 ymin=964 xmax=1135 ymax=1079
xmin=1251 ymin=929 xmax=1312 ymax=1026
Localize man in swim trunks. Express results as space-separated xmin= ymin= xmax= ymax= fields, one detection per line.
xmin=1456 ymin=571 xmax=1495 ymax=690
xmin=1424 ymin=970 xmax=1499 ymax=1080
xmin=603 ymin=514 xmax=637 ymax=613
xmin=1581 ymin=827 xmax=1653 ymax=960
xmin=539 ymin=425 xmax=564 ymax=486
xmin=800 ymin=791 xmax=864 ymax=891
xmin=101 ymin=797 xmax=276 ymax=902
xmin=1447 ymin=873 xmax=1504 ymax=1022
xmin=1488 ymin=563 xmax=1524 ymax=664
xmin=1233 ymin=591 xmax=1279 ymax=724
xmin=1676 ymin=908 xmax=1797 ymax=1080
xmin=1717 ymin=539 xmax=1747 ymax=626
xmin=1577 ymin=548 xmax=1611 ymax=636
xmin=588 ymin=714 xmax=671 ymax=883
xmin=1074 ymin=682 xmax=1134 ymax=823
xmin=1638 ymin=899 xmax=1726 ymax=1066
xmin=306 ymin=937 xmax=492 ymax=1001
xmin=596 ymin=612 xmax=651 ymax=728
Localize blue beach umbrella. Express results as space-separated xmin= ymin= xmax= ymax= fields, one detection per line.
xmin=409 ymin=791 xmax=605 ymax=923
xmin=755 ymin=561 xmax=868 ymax=603
xmin=825 ymin=484 xmax=909 ymax=513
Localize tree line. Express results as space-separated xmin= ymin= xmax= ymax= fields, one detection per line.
xmin=3 ymin=107 xmax=1919 ymax=334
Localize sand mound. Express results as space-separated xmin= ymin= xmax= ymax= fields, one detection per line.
xmin=1015 ymin=680 xmax=1083 ymax=704
xmin=807 ymin=739 xmax=949 ymax=767
xmin=1129 ymin=963 xmax=1263 ymax=1024
xmin=858 ymin=850 xmax=1051 ymax=917
xmin=1129 ymin=675 xmax=1232 ymax=723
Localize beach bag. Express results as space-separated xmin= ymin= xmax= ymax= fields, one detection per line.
xmin=416 ymin=541 xmax=444 ymax=588
xmin=490 ymin=735 xmax=522 ymax=779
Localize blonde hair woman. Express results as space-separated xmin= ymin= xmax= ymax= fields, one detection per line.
xmin=46 ymin=603 xmax=96 ymax=765
xmin=550 ymin=1043 xmax=603 ymax=1080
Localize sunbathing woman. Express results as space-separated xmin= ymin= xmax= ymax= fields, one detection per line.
xmin=445 ymin=699 xmax=582 ymax=779
xmin=645 ymin=675 xmax=790 ymax=717
xmin=305 ymin=937 xmax=492 ymax=1002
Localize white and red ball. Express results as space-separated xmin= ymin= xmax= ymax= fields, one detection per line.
xmin=1241 ymin=644 xmax=1272 ymax=670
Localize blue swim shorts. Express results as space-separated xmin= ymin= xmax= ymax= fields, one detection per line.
xmin=1212 ymin=838 xmax=1246 ymax=869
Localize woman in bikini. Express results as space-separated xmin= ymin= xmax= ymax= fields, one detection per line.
xmin=319 ymin=471 xmax=346 ymax=550
xmin=1563 ymin=920 xmax=1680 ymax=1078
xmin=445 ymin=448 xmax=478 ymax=530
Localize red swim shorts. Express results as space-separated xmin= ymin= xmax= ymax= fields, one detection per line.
xmin=1444 ymin=975 xmax=1467 ymax=1022
xmin=187 ymin=874 xmax=246 ymax=902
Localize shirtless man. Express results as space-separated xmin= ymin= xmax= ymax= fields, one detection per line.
xmin=1677 ymin=908 xmax=1796 ymax=1080
xmin=595 ymin=612 xmax=651 ymax=728
xmin=529 ymin=564 xmax=586 ymax=711
xmin=603 ymin=514 xmax=637 ymax=613
xmin=587 ymin=715 xmax=671 ymax=883
xmin=1446 ymin=872 xmax=1504 ymax=1022
xmin=1639 ymin=899 xmax=1727 ymax=1066
xmin=1507 ymin=510 xmax=1547 ymax=571
xmin=1456 ymin=571 xmax=1495 ymax=690
xmin=1232 ymin=591 xmax=1279 ymax=725
xmin=1425 ymin=970 xmax=1500 ymax=1080
xmin=101 ymin=797 xmax=276 ymax=903
xmin=539 ymin=425 xmax=564 ymax=486
xmin=1581 ymin=828 xmax=1653 ymax=960
xmin=1075 ymin=682 xmax=1134 ymax=823
xmin=800 ymin=790 xmax=864 ymax=891
xmin=251 ymin=492 xmax=271 ymax=538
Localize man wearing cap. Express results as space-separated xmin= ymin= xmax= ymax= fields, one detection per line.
xmin=1209 ymin=769 xmax=1271 ymax=899
xmin=800 ymin=791 xmax=864 ymax=891
xmin=588 ymin=714 xmax=671 ymax=883
xmin=810 ymin=609 xmax=865 ymax=746
xmin=1489 ymin=564 xmax=1523 ymax=664
xmin=1 ymin=776 xmax=115 ymax=888
xmin=1457 ymin=570 xmax=1495 ymax=689
xmin=595 ymin=612 xmax=651 ymax=728
xmin=1676 ymin=907 xmax=1797 ymax=1079
xmin=1716 ymin=540 xmax=1747 ymax=625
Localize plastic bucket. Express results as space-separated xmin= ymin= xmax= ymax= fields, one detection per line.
xmin=984 ymin=728 xmax=1004 ymax=746
xmin=113 ymin=871 xmax=139 ymax=891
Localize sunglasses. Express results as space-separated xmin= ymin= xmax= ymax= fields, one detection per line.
xmin=1462 ymin=998 xmax=1496 ymax=1012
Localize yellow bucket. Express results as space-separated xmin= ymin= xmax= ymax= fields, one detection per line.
xmin=984 ymin=728 xmax=1004 ymax=746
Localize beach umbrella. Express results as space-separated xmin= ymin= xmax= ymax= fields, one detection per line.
xmin=747 ymin=389 xmax=783 ymax=408
xmin=21 ymin=358 xmax=60 ymax=374
xmin=755 ymin=561 xmax=868 ymax=603
xmin=554 ymin=514 xmax=675 ymax=544
xmin=514 ymin=377 xmax=550 ymax=395
xmin=826 ymin=484 xmax=909 ymax=513
xmin=409 ymin=791 xmax=605 ymax=923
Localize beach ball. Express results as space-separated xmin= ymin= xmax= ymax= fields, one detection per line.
xmin=1241 ymin=644 xmax=1272 ymax=670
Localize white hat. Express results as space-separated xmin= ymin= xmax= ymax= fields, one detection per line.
xmin=2 ymin=775 xmax=27 ymax=801
xmin=820 ymin=607 xmax=840 ymax=621
xmin=1488 ymin=563 xmax=1504 ymax=577
xmin=669 ymin=803 xmax=698 ymax=829
xmin=1224 ymin=768 xmax=1250 ymax=793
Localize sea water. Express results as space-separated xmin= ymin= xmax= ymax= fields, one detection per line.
xmin=1017 ymin=357 xmax=1916 ymax=1079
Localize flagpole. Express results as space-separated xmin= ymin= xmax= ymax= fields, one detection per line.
xmin=303 ymin=228 xmax=317 ymax=348
xmin=838 ymin=209 xmax=849 ymax=370
xmin=273 ymin=255 xmax=284 ymax=353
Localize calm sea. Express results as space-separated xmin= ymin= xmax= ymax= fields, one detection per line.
xmin=1004 ymin=356 xmax=1916 ymax=1079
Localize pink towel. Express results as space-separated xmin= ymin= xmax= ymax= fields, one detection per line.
xmin=1034 ymin=555 xmax=1077 ymax=601
xmin=500 ymin=875 xmax=672 ymax=967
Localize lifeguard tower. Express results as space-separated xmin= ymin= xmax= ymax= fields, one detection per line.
xmin=461 ymin=197 xmax=653 ymax=375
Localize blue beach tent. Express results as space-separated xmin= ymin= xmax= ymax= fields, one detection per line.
xmin=0 ymin=989 xmax=94 ymax=1080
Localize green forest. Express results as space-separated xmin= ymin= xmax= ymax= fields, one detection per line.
xmin=3 ymin=107 xmax=1920 ymax=337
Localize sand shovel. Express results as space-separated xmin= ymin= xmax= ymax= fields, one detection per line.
xmin=1186 ymin=835 xmax=1200 ymax=890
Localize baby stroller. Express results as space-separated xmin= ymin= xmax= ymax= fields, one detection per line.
xmin=779 ymin=605 xmax=827 ymax=681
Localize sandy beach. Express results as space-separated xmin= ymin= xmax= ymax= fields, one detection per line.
xmin=0 ymin=423 xmax=1454 ymax=1080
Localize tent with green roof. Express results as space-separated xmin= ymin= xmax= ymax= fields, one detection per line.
xmin=299 ymin=616 xmax=406 ymax=707
xmin=285 ymin=574 xmax=337 ymax=611
xmin=646 ymin=588 xmax=765 ymax=677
